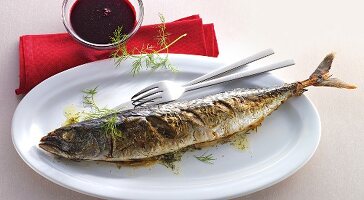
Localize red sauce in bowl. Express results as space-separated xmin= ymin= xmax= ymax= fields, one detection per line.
xmin=70 ymin=0 xmax=136 ymax=44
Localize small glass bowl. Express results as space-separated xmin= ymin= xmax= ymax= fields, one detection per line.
xmin=62 ymin=0 xmax=144 ymax=50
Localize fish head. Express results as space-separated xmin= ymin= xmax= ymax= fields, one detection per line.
xmin=39 ymin=125 xmax=102 ymax=160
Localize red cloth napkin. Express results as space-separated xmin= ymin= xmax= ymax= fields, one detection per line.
xmin=16 ymin=15 xmax=219 ymax=95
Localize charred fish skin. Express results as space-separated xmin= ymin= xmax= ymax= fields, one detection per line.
xmin=39 ymin=84 xmax=296 ymax=161
xmin=39 ymin=119 xmax=111 ymax=160
xmin=39 ymin=53 xmax=356 ymax=161
xmin=110 ymin=84 xmax=297 ymax=161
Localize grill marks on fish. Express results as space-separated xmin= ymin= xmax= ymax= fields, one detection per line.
xmin=147 ymin=116 xmax=177 ymax=139
xmin=180 ymin=109 xmax=206 ymax=126
xmin=215 ymin=99 xmax=237 ymax=116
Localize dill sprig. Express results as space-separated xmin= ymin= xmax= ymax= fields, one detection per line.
xmin=102 ymin=114 xmax=123 ymax=138
xmin=194 ymin=152 xmax=216 ymax=164
xmin=111 ymin=14 xmax=187 ymax=75
xmin=81 ymin=87 xmax=123 ymax=138
xmin=63 ymin=87 xmax=123 ymax=138
xmin=156 ymin=13 xmax=170 ymax=48
xmin=81 ymin=87 xmax=118 ymax=120
xmin=110 ymin=27 xmax=130 ymax=67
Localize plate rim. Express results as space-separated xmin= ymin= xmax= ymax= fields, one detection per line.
xmin=11 ymin=54 xmax=321 ymax=200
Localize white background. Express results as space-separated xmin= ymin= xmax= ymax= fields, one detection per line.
xmin=1 ymin=0 xmax=363 ymax=199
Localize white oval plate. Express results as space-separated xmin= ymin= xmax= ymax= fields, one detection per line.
xmin=12 ymin=54 xmax=320 ymax=200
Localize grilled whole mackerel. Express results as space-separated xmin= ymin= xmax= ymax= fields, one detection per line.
xmin=39 ymin=54 xmax=356 ymax=161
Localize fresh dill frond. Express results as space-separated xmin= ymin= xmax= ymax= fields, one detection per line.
xmin=81 ymin=87 xmax=123 ymax=137
xmin=110 ymin=26 xmax=123 ymax=44
xmin=63 ymin=87 xmax=124 ymax=138
xmin=103 ymin=114 xmax=123 ymax=138
xmin=81 ymin=87 xmax=118 ymax=120
xmin=156 ymin=13 xmax=170 ymax=48
xmin=82 ymin=87 xmax=98 ymax=108
xmin=194 ymin=152 xmax=216 ymax=164
xmin=110 ymin=13 xmax=186 ymax=75
xmin=110 ymin=27 xmax=130 ymax=68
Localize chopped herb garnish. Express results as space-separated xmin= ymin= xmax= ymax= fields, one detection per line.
xmin=231 ymin=132 xmax=249 ymax=150
xmin=159 ymin=151 xmax=183 ymax=171
xmin=194 ymin=152 xmax=216 ymax=164
xmin=159 ymin=149 xmax=187 ymax=174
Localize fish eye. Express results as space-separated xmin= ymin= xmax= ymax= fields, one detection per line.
xmin=62 ymin=131 xmax=75 ymax=142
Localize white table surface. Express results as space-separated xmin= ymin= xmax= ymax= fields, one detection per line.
xmin=1 ymin=0 xmax=363 ymax=199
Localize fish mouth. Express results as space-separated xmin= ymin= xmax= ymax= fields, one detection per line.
xmin=39 ymin=135 xmax=68 ymax=157
xmin=39 ymin=143 xmax=62 ymax=155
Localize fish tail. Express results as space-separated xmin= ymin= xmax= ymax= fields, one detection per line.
xmin=298 ymin=53 xmax=356 ymax=92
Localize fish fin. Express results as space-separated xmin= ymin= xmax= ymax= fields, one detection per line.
xmin=318 ymin=78 xmax=357 ymax=89
xmin=300 ymin=53 xmax=356 ymax=89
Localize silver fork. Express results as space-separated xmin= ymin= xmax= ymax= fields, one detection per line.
xmin=126 ymin=49 xmax=274 ymax=106
xmin=114 ymin=49 xmax=275 ymax=110
xmin=131 ymin=59 xmax=295 ymax=107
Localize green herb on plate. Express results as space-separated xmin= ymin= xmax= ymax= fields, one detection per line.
xmin=194 ymin=152 xmax=216 ymax=164
xmin=63 ymin=87 xmax=123 ymax=138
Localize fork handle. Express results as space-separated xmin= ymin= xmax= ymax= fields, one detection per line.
xmin=183 ymin=48 xmax=274 ymax=86
xmin=184 ymin=59 xmax=295 ymax=92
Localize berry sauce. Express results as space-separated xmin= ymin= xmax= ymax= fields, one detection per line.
xmin=70 ymin=0 xmax=136 ymax=44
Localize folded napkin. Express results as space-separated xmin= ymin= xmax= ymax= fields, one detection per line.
xmin=16 ymin=15 xmax=219 ymax=95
